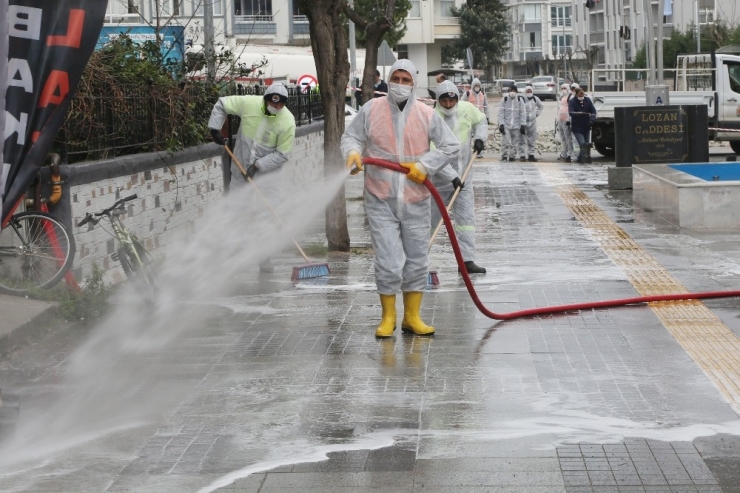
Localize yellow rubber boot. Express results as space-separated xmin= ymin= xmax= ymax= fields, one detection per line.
xmin=401 ymin=292 xmax=435 ymax=336
xmin=375 ymin=294 xmax=397 ymax=338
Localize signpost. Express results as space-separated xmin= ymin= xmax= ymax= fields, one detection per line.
xmin=378 ymin=40 xmax=396 ymax=80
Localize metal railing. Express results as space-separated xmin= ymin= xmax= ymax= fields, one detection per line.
xmin=234 ymin=15 xmax=274 ymax=23
xmin=57 ymin=83 xmax=323 ymax=163
xmin=588 ymin=67 xmax=717 ymax=92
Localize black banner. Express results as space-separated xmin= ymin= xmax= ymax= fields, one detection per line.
xmin=2 ymin=0 xmax=107 ymax=226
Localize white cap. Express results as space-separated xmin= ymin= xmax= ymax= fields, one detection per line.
xmin=560 ymin=83 xmax=569 ymax=90
xmin=264 ymin=82 xmax=289 ymax=103
xmin=436 ymin=80 xmax=460 ymax=100
xmin=525 ymin=85 xmax=533 ymax=92
xmin=570 ymin=82 xmax=580 ymax=89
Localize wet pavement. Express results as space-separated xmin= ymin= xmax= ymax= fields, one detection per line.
xmin=2 ymin=148 xmax=740 ymax=492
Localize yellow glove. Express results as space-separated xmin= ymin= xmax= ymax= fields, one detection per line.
xmin=400 ymin=162 xmax=427 ymax=184
xmin=346 ymin=151 xmax=363 ymax=174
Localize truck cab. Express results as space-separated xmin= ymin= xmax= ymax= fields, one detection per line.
xmin=589 ymin=53 xmax=740 ymax=156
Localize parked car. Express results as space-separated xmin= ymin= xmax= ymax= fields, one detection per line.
xmin=514 ymin=81 xmax=529 ymax=92
xmin=497 ymin=79 xmax=516 ymax=95
xmin=529 ymin=76 xmax=559 ymax=100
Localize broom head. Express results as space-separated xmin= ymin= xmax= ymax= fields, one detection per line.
xmin=291 ymin=262 xmax=331 ymax=281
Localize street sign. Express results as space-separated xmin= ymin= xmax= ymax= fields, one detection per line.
xmin=296 ymin=74 xmax=318 ymax=93
xmin=378 ymin=40 xmax=396 ymax=79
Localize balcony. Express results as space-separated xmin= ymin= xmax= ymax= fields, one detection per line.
xmin=551 ymin=19 xmax=572 ymax=28
xmin=590 ymin=32 xmax=604 ymax=44
xmin=552 ymin=46 xmax=573 ymax=56
xmin=234 ymin=15 xmax=276 ymax=36
xmin=293 ymin=14 xmax=309 ymax=35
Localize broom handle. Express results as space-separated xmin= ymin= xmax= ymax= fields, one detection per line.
xmin=428 ymin=153 xmax=477 ymax=250
xmin=224 ymin=145 xmax=312 ymax=263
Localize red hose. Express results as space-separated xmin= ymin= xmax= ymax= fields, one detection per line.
xmin=362 ymin=157 xmax=740 ymax=320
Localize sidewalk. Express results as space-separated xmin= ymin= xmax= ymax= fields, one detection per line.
xmin=0 ymin=294 xmax=56 ymax=351
xmin=3 ymin=153 xmax=740 ymax=492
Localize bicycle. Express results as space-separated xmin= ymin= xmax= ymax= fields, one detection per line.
xmin=0 ymin=210 xmax=76 ymax=294
xmin=77 ymin=194 xmax=157 ymax=295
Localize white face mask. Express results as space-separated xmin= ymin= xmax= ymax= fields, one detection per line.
xmin=389 ymin=82 xmax=413 ymax=103
xmin=440 ymin=105 xmax=458 ymax=116
xmin=526 ymin=93 xmax=533 ymax=99
xmin=266 ymin=105 xmax=280 ymax=115
xmin=509 ymin=91 xmax=517 ymax=98
xmin=473 ymin=86 xmax=480 ymax=93
xmin=577 ymin=96 xmax=585 ymax=101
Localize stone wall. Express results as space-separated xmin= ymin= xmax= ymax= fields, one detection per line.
xmin=57 ymin=122 xmax=324 ymax=282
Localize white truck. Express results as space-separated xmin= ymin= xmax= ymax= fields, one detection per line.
xmin=589 ymin=53 xmax=740 ymax=156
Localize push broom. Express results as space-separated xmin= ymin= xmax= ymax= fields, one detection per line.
xmin=427 ymin=153 xmax=477 ymax=286
xmin=223 ymin=145 xmax=330 ymax=281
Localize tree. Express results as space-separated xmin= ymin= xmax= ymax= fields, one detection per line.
xmin=442 ymin=0 xmax=509 ymax=79
xmin=297 ymin=0 xmax=351 ymax=251
xmin=344 ymin=0 xmax=411 ymax=105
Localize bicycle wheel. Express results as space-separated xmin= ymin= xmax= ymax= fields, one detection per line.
xmin=118 ymin=238 xmax=157 ymax=296
xmin=0 ymin=212 xmax=75 ymax=294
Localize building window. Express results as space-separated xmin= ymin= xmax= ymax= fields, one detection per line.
xmin=213 ymin=0 xmax=222 ymax=16
xmin=397 ymin=44 xmax=409 ymax=60
xmin=235 ymin=0 xmax=272 ymax=16
xmin=193 ymin=0 xmax=202 ymax=15
xmin=408 ymin=0 xmax=420 ymax=17
xmin=440 ymin=0 xmax=454 ymax=17
xmin=173 ymin=0 xmax=180 ymax=15
xmin=521 ymin=4 xmax=541 ymax=22
xmin=551 ymin=6 xmax=571 ymax=27
xmin=520 ymin=31 xmax=542 ymax=50
xmin=625 ymin=41 xmax=632 ymax=62
xmin=699 ymin=8 xmax=714 ymax=24
xmin=552 ymin=34 xmax=572 ymax=55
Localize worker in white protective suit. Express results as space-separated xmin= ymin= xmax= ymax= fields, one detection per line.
xmin=557 ymin=83 xmax=575 ymax=161
xmin=461 ymin=77 xmax=490 ymax=158
xmin=342 ymin=59 xmax=461 ymax=338
xmin=208 ymin=82 xmax=296 ymax=273
xmin=430 ymin=80 xmax=488 ymax=274
xmin=497 ymin=86 xmax=526 ymax=162
xmin=519 ymin=85 xmax=543 ymax=162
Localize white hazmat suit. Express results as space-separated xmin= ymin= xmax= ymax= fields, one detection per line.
xmin=519 ymin=86 xmax=543 ymax=160
xmin=342 ymin=59 xmax=460 ymax=337
xmin=430 ymin=81 xmax=488 ymax=270
xmin=497 ymin=90 xmax=526 ymax=161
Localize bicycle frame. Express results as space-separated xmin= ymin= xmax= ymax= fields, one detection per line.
xmin=107 ymin=211 xmax=146 ymax=266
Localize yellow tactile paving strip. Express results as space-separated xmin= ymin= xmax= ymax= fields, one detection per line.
xmin=537 ymin=162 xmax=740 ymax=412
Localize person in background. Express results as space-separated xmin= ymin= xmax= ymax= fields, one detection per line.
xmin=430 ymin=80 xmax=489 ymax=274
xmin=435 ymin=73 xmax=447 ymax=84
xmin=208 ymin=83 xmax=296 ymax=273
xmin=568 ymin=88 xmax=597 ymax=164
xmin=497 ymin=85 xmax=526 ymax=162
xmin=373 ymin=69 xmax=388 ymax=98
xmin=461 ymin=77 xmax=490 ymax=128
xmin=519 ymin=85 xmax=543 ymax=162
xmin=342 ymin=59 xmax=461 ymax=339
xmin=557 ymin=83 xmax=575 ymax=162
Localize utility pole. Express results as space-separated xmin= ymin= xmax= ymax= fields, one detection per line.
xmin=348 ymin=0 xmax=357 ymax=108
xmin=204 ymin=0 xmax=215 ymax=83
xmin=695 ymin=0 xmax=701 ymax=53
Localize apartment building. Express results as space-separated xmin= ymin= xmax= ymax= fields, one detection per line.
xmin=572 ymin=0 xmax=739 ymax=90
xmin=104 ymin=0 xmax=311 ymax=47
xmin=500 ymin=0 xmax=575 ymax=80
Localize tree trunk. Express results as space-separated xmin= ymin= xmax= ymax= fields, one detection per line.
xmin=360 ymin=29 xmax=385 ymax=104
xmin=299 ymin=0 xmax=351 ymax=251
